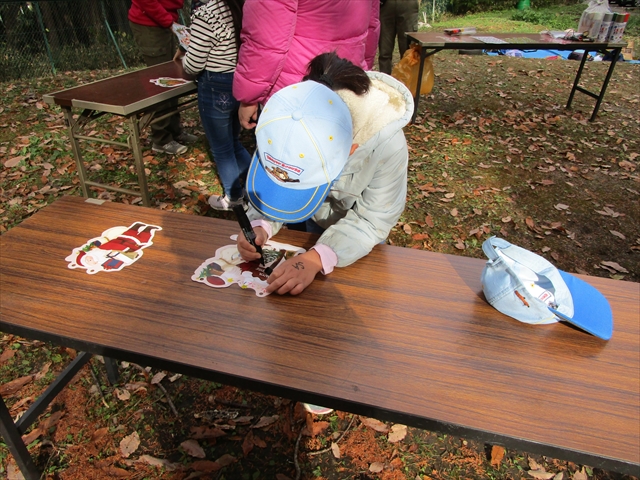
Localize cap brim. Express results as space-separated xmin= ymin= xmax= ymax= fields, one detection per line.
xmin=549 ymin=270 xmax=613 ymax=340
xmin=246 ymin=151 xmax=330 ymax=223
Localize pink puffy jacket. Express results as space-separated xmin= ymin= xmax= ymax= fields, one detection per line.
xmin=233 ymin=0 xmax=380 ymax=105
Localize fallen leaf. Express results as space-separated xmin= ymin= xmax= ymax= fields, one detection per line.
xmin=0 ymin=374 xmax=34 ymax=396
xmin=609 ymin=230 xmax=626 ymax=240
xmin=4 ymin=156 xmax=26 ymax=168
xmin=553 ymin=473 xmax=564 ymax=480
xmin=101 ymin=466 xmax=130 ymax=477
xmin=331 ymin=442 xmax=341 ymax=459
xmin=242 ymin=431 xmax=254 ymax=456
xmin=116 ymin=388 xmax=131 ymax=401
xmin=388 ymin=424 xmax=407 ymax=443
xmin=252 ymin=415 xmax=278 ymax=429
xmin=181 ymin=439 xmax=206 ymax=458
xmin=91 ymin=427 xmax=109 ymax=442
xmin=554 ymin=203 xmax=569 ymax=211
xmin=490 ymin=445 xmax=505 ymax=466
xmin=572 ymin=468 xmax=588 ymax=480
xmin=528 ymin=470 xmax=555 ymax=479
xmin=360 ymin=417 xmax=389 ymax=433
xmin=0 ymin=348 xmax=16 ymax=364
xmin=119 ymin=431 xmax=140 ymax=458
xmin=34 ymin=362 xmax=51 ymax=381
xmin=137 ymin=455 xmax=178 ymax=471
xmin=600 ymin=261 xmax=628 ymax=273
xmin=150 ymin=371 xmax=166 ymax=384
xmin=215 ymin=453 xmax=236 ymax=467
xmin=450 ymin=208 xmax=458 ymax=217
xmin=369 ymin=462 xmax=384 ymax=473
xmin=425 ymin=215 xmax=434 ymax=228
xmin=501 ymin=216 xmax=512 ymax=223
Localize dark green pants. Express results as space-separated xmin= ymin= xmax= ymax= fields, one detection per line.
xmin=378 ymin=0 xmax=419 ymax=75
xmin=129 ymin=21 xmax=182 ymax=146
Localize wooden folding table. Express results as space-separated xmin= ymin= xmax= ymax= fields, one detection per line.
xmin=43 ymin=61 xmax=197 ymax=207
xmin=406 ymin=32 xmax=627 ymax=123
xmin=1 ymin=196 xmax=638 ymax=479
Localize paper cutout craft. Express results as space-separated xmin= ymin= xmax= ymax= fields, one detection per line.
xmin=191 ymin=237 xmax=305 ymax=297
xmin=149 ymin=77 xmax=192 ymax=88
xmin=66 ymin=222 xmax=162 ymax=274
xmin=171 ymin=23 xmax=191 ymax=50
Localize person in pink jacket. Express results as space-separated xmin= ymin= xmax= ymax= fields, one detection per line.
xmin=233 ymin=0 xmax=380 ymax=129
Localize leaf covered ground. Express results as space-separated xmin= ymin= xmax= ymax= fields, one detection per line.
xmin=1 ymin=51 xmax=639 ymax=480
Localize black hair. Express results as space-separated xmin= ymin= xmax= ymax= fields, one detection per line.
xmin=225 ymin=0 xmax=244 ymax=51
xmin=303 ymin=52 xmax=371 ymax=95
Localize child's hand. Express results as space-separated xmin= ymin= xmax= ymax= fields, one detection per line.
xmin=265 ymin=250 xmax=322 ymax=295
xmin=239 ymin=103 xmax=259 ymax=129
xmin=237 ymin=226 xmax=268 ymax=262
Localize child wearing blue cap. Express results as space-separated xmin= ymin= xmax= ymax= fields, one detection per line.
xmin=236 ymin=52 xmax=414 ymax=296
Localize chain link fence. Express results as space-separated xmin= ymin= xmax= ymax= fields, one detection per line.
xmin=0 ymin=0 xmax=194 ymax=81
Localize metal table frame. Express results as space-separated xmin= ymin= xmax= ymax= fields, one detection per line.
xmin=407 ymin=32 xmax=626 ymax=124
xmin=1 ymin=355 xmax=119 ymax=479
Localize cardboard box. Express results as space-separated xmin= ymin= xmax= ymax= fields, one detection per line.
xmin=622 ymin=40 xmax=635 ymax=61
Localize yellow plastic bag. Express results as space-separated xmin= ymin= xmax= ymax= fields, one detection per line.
xmin=391 ymin=43 xmax=434 ymax=97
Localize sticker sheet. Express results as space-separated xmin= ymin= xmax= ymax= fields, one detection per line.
xmin=192 ymin=236 xmax=305 ymax=297
xmin=65 ymin=222 xmax=162 ymax=274
xmin=149 ymin=77 xmax=192 ymax=88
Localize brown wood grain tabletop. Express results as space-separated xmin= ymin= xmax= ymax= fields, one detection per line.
xmin=42 ymin=61 xmax=196 ymax=115
xmin=1 ymin=195 xmax=638 ymax=474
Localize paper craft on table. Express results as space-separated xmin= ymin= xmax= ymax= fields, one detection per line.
xmin=66 ymin=222 xmax=162 ymax=274
xmin=192 ymin=236 xmax=306 ymax=297
xmin=471 ymin=36 xmax=508 ymax=44
xmin=149 ymin=77 xmax=192 ymax=88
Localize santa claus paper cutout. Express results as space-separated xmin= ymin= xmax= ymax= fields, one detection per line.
xmin=65 ymin=222 xmax=162 ymax=274
xmin=192 ymin=236 xmax=305 ymax=297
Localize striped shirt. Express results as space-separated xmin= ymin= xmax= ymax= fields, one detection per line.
xmin=182 ymin=0 xmax=237 ymax=75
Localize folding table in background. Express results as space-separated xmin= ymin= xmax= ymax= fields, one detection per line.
xmin=43 ymin=61 xmax=197 ymax=207
xmin=406 ymin=32 xmax=627 ymax=123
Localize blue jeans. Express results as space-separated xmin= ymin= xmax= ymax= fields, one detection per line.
xmin=197 ymin=71 xmax=251 ymax=201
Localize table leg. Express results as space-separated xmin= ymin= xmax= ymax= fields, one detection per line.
xmin=589 ymin=48 xmax=621 ymax=121
xmin=410 ymin=47 xmax=441 ymax=124
xmin=567 ymin=47 xmax=621 ymax=121
xmin=63 ymin=107 xmax=90 ymax=199
xmin=411 ymin=46 xmax=427 ymax=124
xmin=0 ymin=352 xmax=91 ymax=480
xmin=128 ymin=115 xmax=151 ymax=207
xmin=0 ymin=396 xmax=41 ymax=480
xmin=104 ymin=357 xmax=120 ymax=385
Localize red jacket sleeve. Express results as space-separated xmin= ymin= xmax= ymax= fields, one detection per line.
xmin=364 ymin=0 xmax=381 ymax=70
xmin=134 ymin=0 xmax=175 ymax=28
xmin=233 ymin=0 xmax=298 ymax=105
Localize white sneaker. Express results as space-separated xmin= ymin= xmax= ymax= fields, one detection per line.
xmin=152 ymin=140 xmax=187 ymax=155
xmin=303 ymin=403 xmax=333 ymax=415
xmin=208 ymin=194 xmax=245 ymax=211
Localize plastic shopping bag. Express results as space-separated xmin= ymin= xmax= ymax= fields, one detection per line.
xmin=391 ymin=44 xmax=434 ymax=97
xmin=577 ymin=0 xmax=611 ymax=39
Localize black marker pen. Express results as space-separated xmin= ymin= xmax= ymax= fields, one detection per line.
xmin=232 ymin=204 xmax=272 ymax=275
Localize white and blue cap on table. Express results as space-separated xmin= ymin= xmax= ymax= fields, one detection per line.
xmin=247 ymin=81 xmax=353 ymax=223
xmin=481 ymin=236 xmax=613 ymax=340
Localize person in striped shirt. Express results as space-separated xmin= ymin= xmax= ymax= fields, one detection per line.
xmin=180 ymin=0 xmax=251 ymax=211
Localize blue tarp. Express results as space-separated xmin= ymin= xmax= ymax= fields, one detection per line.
xmin=485 ymin=49 xmax=640 ymax=63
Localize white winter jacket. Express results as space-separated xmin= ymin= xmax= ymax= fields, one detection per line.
xmin=248 ymin=72 xmax=413 ymax=268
